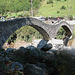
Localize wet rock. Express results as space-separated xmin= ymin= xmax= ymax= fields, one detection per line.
xmin=25 ymin=63 xmax=47 ymax=75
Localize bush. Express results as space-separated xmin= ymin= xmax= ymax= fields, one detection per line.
xmin=23 ymin=11 xmax=30 ymax=17
xmin=47 ymin=0 xmax=53 ymax=4
xmin=68 ymin=15 xmax=73 ymax=20
xmin=57 ymin=0 xmax=61 ymax=1
xmin=56 ymin=27 xmax=66 ymax=39
xmin=57 ymin=10 xmax=60 ymax=14
xmin=72 ymin=28 xmax=75 ymax=39
xmin=60 ymin=6 xmax=66 ymax=10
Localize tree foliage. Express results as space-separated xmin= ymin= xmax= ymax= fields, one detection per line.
xmin=47 ymin=0 xmax=53 ymax=4
xmin=7 ymin=26 xmax=43 ymax=43
xmin=56 ymin=27 xmax=66 ymax=39
xmin=0 ymin=0 xmax=41 ymax=15
xmin=60 ymin=5 xmax=66 ymax=10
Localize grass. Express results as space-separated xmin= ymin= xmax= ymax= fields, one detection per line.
xmin=36 ymin=0 xmax=75 ymax=17
xmin=1 ymin=0 xmax=75 ymax=19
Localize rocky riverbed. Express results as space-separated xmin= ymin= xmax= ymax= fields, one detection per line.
xmin=1 ymin=39 xmax=75 ymax=75
xmin=1 ymin=44 xmax=75 ymax=75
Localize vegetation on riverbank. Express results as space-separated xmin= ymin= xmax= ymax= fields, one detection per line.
xmin=36 ymin=0 xmax=75 ymax=17
xmin=7 ymin=26 xmax=43 ymax=44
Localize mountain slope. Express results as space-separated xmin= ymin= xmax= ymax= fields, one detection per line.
xmin=36 ymin=0 xmax=75 ymax=17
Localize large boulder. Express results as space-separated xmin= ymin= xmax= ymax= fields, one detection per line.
xmin=41 ymin=43 xmax=52 ymax=52
xmin=25 ymin=63 xmax=47 ymax=75
xmin=37 ymin=39 xmax=47 ymax=50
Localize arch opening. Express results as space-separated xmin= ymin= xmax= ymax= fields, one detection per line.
xmin=56 ymin=27 xmax=66 ymax=39
xmin=3 ymin=25 xmax=50 ymax=49
xmin=62 ymin=25 xmax=72 ymax=36
xmin=55 ymin=25 xmax=72 ymax=39
xmin=30 ymin=25 xmax=50 ymax=41
xmin=0 ymin=17 xmax=50 ymax=48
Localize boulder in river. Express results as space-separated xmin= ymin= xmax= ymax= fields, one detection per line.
xmin=41 ymin=43 xmax=52 ymax=52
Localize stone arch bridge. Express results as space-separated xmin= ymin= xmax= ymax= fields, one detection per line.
xmin=0 ymin=17 xmax=75 ymax=47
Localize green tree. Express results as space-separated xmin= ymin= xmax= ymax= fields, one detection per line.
xmin=56 ymin=27 xmax=66 ymax=39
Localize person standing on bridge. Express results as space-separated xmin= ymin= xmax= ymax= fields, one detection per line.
xmin=57 ymin=17 xmax=60 ymax=22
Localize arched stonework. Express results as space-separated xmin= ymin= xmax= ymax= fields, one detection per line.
xmin=55 ymin=21 xmax=73 ymax=36
xmin=0 ymin=17 xmax=74 ymax=47
xmin=51 ymin=21 xmax=74 ymax=38
xmin=0 ymin=17 xmax=50 ymax=47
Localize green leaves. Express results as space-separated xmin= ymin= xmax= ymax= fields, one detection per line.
xmin=0 ymin=0 xmax=41 ymax=15
xmin=56 ymin=27 xmax=66 ymax=39
xmin=7 ymin=26 xmax=43 ymax=43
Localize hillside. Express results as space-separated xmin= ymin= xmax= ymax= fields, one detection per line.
xmin=0 ymin=0 xmax=75 ymax=19
xmin=36 ymin=0 xmax=75 ymax=17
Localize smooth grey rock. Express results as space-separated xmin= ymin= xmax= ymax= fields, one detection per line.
xmin=37 ymin=39 xmax=47 ymax=50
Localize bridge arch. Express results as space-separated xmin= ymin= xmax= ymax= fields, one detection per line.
xmin=30 ymin=25 xmax=50 ymax=41
xmin=0 ymin=17 xmax=50 ymax=47
xmin=55 ymin=21 xmax=73 ymax=38
xmin=0 ymin=18 xmax=74 ymax=47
